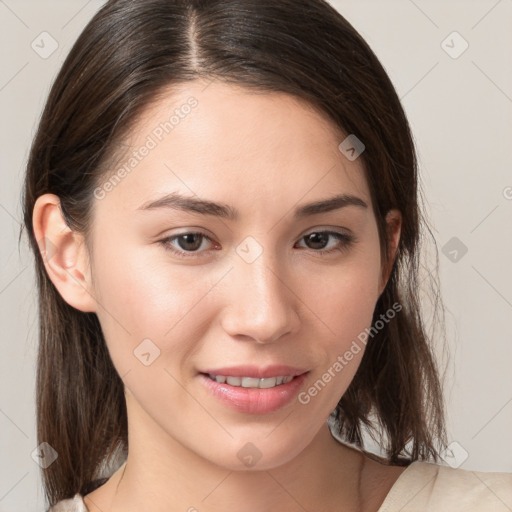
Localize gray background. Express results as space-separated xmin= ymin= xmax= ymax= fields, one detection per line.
xmin=1 ymin=0 xmax=511 ymax=511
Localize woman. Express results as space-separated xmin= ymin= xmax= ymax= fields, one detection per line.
xmin=22 ymin=0 xmax=511 ymax=511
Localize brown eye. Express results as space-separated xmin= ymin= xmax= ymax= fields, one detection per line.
xmin=174 ymin=233 xmax=204 ymax=251
xmin=159 ymin=232 xmax=214 ymax=258
xmin=159 ymin=229 xmax=354 ymax=260
xmin=297 ymin=230 xmax=354 ymax=255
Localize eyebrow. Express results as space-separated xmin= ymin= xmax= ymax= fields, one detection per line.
xmin=136 ymin=192 xmax=368 ymax=220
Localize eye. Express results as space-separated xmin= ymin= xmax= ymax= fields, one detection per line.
xmin=159 ymin=229 xmax=355 ymax=259
xmin=295 ymin=230 xmax=355 ymax=256
xmin=159 ymin=232 xmax=216 ymax=258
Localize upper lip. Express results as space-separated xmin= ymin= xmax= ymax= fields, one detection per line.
xmin=200 ymin=365 xmax=309 ymax=379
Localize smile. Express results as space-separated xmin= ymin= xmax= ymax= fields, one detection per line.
xmin=206 ymin=373 xmax=295 ymax=388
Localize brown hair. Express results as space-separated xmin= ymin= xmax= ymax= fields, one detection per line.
xmin=20 ymin=0 xmax=448 ymax=507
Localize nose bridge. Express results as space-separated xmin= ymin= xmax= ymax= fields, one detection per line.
xmin=221 ymin=237 xmax=298 ymax=343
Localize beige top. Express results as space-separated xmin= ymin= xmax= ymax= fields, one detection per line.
xmin=47 ymin=460 xmax=512 ymax=511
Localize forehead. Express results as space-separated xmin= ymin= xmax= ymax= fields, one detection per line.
xmin=95 ymin=80 xmax=371 ymax=218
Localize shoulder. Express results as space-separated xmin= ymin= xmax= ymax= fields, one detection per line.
xmin=47 ymin=493 xmax=89 ymax=512
xmin=378 ymin=460 xmax=512 ymax=512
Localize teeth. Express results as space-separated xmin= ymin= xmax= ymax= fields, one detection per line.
xmin=208 ymin=374 xmax=294 ymax=388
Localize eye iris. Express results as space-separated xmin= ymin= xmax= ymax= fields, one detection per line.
xmin=178 ymin=233 xmax=203 ymax=251
xmin=306 ymin=232 xmax=329 ymax=250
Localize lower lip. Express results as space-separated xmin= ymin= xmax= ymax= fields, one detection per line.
xmin=198 ymin=372 xmax=309 ymax=414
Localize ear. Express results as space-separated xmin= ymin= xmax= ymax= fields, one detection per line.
xmin=32 ymin=193 xmax=97 ymax=312
xmin=378 ymin=208 xmax=402 ymax=296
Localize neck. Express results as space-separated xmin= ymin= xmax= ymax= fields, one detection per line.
xmin=90 ymin=401 xmax=366 ymax=512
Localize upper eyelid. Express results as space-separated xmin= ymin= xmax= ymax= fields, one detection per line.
xmin=163 ymin=227 xmax=351 ymax=241
xmin=162 ymin=229 xmax=353 ymax=250
xmin=163 ymin=224 xmax=353 ymax=237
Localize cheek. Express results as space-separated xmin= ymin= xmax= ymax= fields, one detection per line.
xmin=90 ymin=243 xmax=219 ymax=367
xmin=300 ymin=247 xmax=382 ymax=337
xmin=297 ymin=246 xmax=382 ymax=384
xmin=295 ymin=260 xmax=382 ymax=410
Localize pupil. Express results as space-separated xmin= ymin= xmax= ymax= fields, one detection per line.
xmin=307 ymin=232 xmax=328 ymax=249
xmin=179 ymin=234 xmax=202 ymax=251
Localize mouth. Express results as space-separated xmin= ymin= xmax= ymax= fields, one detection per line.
xmin=197 ymin=371 xmax=310 ymax=414
xmin=200 ymin=372 xmax=303 ymax=389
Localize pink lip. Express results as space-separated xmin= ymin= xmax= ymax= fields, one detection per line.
xmin=199 ymin=364 xmax=309 ymax=379
xmin=198 ymin=371 xmax=310 ymax=414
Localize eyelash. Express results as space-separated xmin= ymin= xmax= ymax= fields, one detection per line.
xmin=158 ymin=230 xmax=355 ymax=259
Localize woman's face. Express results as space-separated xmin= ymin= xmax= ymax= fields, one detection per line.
xmin=85 ymin=80 xmax=399 ymax=470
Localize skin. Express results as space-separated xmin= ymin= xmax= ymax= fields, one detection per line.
xmin=33 ymin=80 xmax=405 ymax=512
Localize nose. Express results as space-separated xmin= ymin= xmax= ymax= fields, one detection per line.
xmin=220 ymin=250 xmax=300 ymax=344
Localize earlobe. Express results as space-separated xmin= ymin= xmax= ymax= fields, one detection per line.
xmin=32 ymin=194 xmax=97 ymax=313
xmin=379 ymin=209 xmax=402 ymax=296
